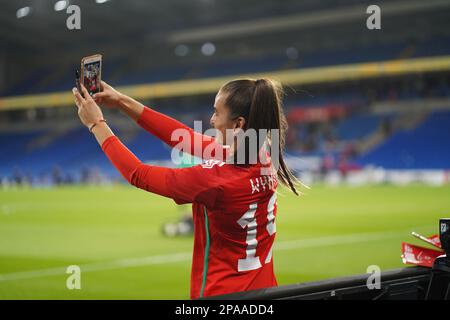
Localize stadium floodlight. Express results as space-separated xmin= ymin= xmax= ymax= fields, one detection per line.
xmin=175 ymin=45 xmax=189 ymax=57
xmin=286 ymin=47 xmax=299 ymax=60
xmin=16 ymin=7 xmax=31 ymax=19
xmin=54 ymin=1 xmax=69 ymax=12
xmin=201 ymin=42 xmax=216 ymax=56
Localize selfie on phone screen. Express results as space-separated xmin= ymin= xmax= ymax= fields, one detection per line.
xmin=81 ymin=54 xmax=102 ymax=96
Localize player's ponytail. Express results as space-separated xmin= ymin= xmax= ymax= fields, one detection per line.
xmin=220 ymin=78 xmax=300 ymax=195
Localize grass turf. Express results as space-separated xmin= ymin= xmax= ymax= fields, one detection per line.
xmin=0 ymin=184 xmax=448 ymax=299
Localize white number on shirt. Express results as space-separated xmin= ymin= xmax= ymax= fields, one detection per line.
xmin=237 ymin=192 xmax=277 ymax=272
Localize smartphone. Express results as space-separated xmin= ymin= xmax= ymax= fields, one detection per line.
xmin=75 ymin=70 xmax=81 ymax=93
xmin=80 ymin=54 xmax=102 ymax=96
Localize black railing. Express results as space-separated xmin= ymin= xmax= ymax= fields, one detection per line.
xmin=203 ymin=267 xmax=433 ymax=300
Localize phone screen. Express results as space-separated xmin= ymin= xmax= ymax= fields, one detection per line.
xmin=82 ymin=59 xmax=101 ymax=96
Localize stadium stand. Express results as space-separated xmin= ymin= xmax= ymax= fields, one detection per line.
xmin=1 ymin=34 xmax=450 ymax=185
xmin=2 ymin=37 xmax=450 ymax=97
xmin=2 ymin=97 xmax=449 ymax=184
xmin=358 ymin=110 xmax=450 ymax=169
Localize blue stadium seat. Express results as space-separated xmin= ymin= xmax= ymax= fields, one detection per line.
xmin=357 ymin=110 xmax=450 ymax=169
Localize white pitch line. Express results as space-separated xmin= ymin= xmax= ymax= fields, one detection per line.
xmin=0 ymin=252 xmax=191 ymax=282
xmin=0 ymin=226 xmax=434 ymax=282
xmin=275 ymin=230 xmax=403 ymax=250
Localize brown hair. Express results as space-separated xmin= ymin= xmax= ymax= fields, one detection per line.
xmin=219 ymin=78 xmax=299 ymax=195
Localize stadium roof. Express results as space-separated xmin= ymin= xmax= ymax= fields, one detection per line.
xmin=2 ymin=0 xmax=449 ymax=60
xmin=0 ymin=0 xmax=449 ymax=99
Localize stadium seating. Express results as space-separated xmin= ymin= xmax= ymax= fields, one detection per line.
xmin=1 ymin=37 xmax=450 ymax=184
xmin=0 ymin=130 xmax=44 ymax=173
xmin=336 ymin=113 xmax=382 ymax=141
xmin=2 ymin=105 xmax=450 ymax=184
xmin=3 ymin=38 xmax=450 ymax=97
xmin=357 ymin=110 xmax=450 ymax=169
xmin=0 ymin=125 xmax=172 ymax=182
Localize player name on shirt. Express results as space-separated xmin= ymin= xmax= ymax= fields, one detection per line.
xmin=250 ymin=175 xmax=276 ymax=194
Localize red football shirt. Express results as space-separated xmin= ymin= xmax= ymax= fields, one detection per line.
xmin=101 ymin=106 xmax=279 ymax=299
xmin=167 ymin=160 xmax=279 ymax=298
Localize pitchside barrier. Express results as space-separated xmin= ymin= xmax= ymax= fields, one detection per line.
xmin=203 ymin=266 xmax=450 ymax=300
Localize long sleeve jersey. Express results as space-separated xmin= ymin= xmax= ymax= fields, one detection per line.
xmin=101 ymin=106 xmax=278 ymax=299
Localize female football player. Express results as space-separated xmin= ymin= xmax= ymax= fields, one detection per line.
xmin=72 ymin=78 xmax=299 ymax=298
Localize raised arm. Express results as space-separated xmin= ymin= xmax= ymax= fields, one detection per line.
xmin=72 ymin=83 xmax=222 ymax=208
xmin=136 ymin=105 xmax=227 ymax=160
xmin=93 ymin=81 xmax=226 ymax=160
xmin=92 ymin=81 xmax=144 ymax=121
xmin=100 ymin=135 xmax=222 ymax=208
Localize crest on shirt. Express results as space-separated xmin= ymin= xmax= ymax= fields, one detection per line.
xmin=201 ymin=159 xmax=225 ymax=169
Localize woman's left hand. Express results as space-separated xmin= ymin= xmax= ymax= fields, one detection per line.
xmin=72 ymin=84 xmax=104 ymax=130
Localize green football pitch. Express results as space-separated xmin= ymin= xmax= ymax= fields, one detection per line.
xmin=0 ymin=184 xmax=448 ymax=299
